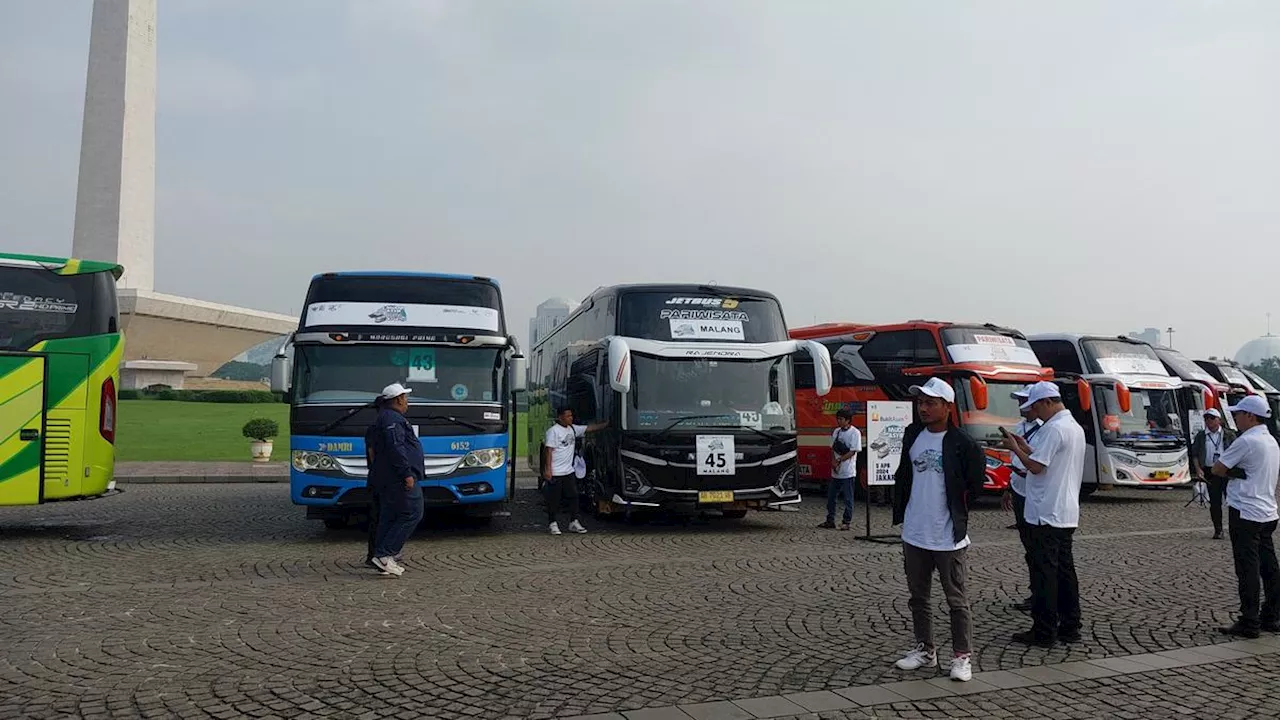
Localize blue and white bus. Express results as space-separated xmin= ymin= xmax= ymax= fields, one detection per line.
xmin=272 ymin=272 xmax=525 ymax=529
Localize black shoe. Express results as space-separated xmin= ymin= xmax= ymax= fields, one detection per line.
xmin=1213 ymin=531 xmax=1224 ymax=540
xmin=1011 ymin=631 xmax=1055 ymax=647
xmin=1219 ymin=624 xmax=1260 ymax=639
xmin=817 ymin=521 xmax=836 ymax=529
xmin=1005 ymin=523 xmax=1018 ymax=530
xmin=1261 ymin=621 xmax=1280 ymax=633
xmin=1011 ymin=598 xmax=1032 ymax=613
xmin=1059 ymin=630 xmax=1083 ymax=643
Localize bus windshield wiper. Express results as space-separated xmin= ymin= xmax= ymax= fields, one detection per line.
xmin=317 ymin=401 xmax=376 ymax=435
xmin=419 ymin=414 xmax=489 ymax=433
xmin=652 ymin=415 xmax=782 ymax=444
xmin=651 ymin=415 xmax=733 ymax=443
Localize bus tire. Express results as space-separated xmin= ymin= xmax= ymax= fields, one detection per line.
xmin=323 ymin=515 xmax=349 ymax=530
xmin=721 ymin=509 xmax=748 ymax=519
xmin=1080 ymin=483 xmax=1098 ymax=498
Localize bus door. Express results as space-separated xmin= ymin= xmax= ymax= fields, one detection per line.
xmin=0 ymin=353 xmax=47 ymax=505
xmin=1060 ymin=381 xmax=1100 ymax=490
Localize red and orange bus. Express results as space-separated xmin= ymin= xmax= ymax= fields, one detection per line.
xmin=790 ymin=321 xmax=1053 ymax=493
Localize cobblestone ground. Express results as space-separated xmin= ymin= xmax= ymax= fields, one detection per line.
xmin=0 ymin=485 xmax=1258 ymax=719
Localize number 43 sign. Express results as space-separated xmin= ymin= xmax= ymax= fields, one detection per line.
xmin=696 ymin=435 xmax=736 ymax=476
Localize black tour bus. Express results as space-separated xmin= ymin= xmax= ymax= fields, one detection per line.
xmin=526 ymin=284 xmax=831 ymax=518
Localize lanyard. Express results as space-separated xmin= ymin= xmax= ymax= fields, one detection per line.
xmin=1208 ymin=431 xmax=1222 ymax=452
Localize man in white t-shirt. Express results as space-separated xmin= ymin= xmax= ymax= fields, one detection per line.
xmin=542 ymin=406 xmax=608 ymax=536
xmin=819 ymin=408 xmax=862 ymax=530
xmin=890 ymin=378 xmax=986 ymax=683
xmin=1211 ymin=394 xmax=1280 ymax=638
xmin=1002 ymin=385 xmax=1042 ymax=613
xmin=1003 ymin=381 xmax=1086 ymax=647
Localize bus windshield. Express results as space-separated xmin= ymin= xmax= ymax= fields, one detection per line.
xmin=0 ymin=268 xmax=111 ymax=349
xmin=1081 ymin=339 xmax=1167 ymax=376
xmin=629 ymin=354 xmax=795 ymax=432
xmin=294 ymin=345 xmax=502 ymax=405
xmin=1096 ymin=385 xmax=1183 ymax=446
xmin=955 ymin=379 xmax=1027 ymax=444
xmin=619 ymin=291 xmax=787 ymax=343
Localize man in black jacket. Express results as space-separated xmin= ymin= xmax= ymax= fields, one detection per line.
xmin=1192 ymin=408 xmax=1237 ymax=539
xmin=891 ymin=377 xmax=986 ymax=682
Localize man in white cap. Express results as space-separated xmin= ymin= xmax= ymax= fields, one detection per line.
xmin=1002 ymin=385 xmax=1043 ymax=612
xmin=1003 ymin=380 xmax=1086 ymax=647
xmin=1192 ymin=408 xmax=1236 ymax=540
xmin=367 ymin=383 xmax=425 ymax=576
xmin=1211 ymin=394 xmax=1280 ymax=638
xmin=891 ymin=377 xmax=985 ymax=682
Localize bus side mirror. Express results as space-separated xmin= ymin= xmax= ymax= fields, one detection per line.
xmin=969 ymin=376 xmax=988 ymax=411
xmin=1115 ymin=381 xmax=1131 ymax=414
xmin=270 ymin=355 xmax=291 ymax=394
xmin=512 ymin=355 xmax=528 ymax=392
xmin=1203 ymin=387 xmax=1215 ymax=410
xmin=804 ymin=340 xmax=832 ymax=397
xmin=608 ymin=337 xmax=631 ymax=394
xmin=1077 ymin=379 xmax=1092 ymax=412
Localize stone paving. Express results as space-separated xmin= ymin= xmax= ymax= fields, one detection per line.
xmin=0 ymin=484 xmax=1266 ymax=719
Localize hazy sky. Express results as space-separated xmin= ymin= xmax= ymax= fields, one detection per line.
xmin=2 ymin=0 xmax=1278 ymax=358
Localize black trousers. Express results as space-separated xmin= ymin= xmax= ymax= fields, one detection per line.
xmin=1012 ymin=491 xmax=1032 ymax=586
xmin=1028 ymin=524 xmax=1081 ymax=641
xmin=1228 ymin=508 xmax=1280 ymax=630
xmin=365 ymin=485 xmax=382 ymax=563
xmin=1208 ymin=477 xmax=1227 ymax=534
xmin=544 ymin=474 xmax=580 ymax=523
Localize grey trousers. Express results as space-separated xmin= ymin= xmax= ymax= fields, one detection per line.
xmin=903 ymin=542 xmax=973 ymax=655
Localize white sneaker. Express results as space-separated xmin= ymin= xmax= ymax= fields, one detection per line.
xmin=568 ymin=520 xmax=588 ymax=534
xmin=949 ymin=654 xmax=972 ymax=682
xmin=894 ymin=643 xmax=938 ymax=670
xmin=549 ymin=522 xmax=562 ymax=535
xmin=372 ymin=556 xmax=404 ymax=576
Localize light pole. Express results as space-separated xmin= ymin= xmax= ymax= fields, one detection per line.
xmin=1166 ymin=327 xmax=1176 ymax=349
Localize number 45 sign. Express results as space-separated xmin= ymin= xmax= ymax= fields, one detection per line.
xmin=696 ymin=435 xmax=736 ymax=476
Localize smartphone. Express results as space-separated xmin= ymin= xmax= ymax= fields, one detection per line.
xmin=998 ymin=426 xmax=1011 ymax=437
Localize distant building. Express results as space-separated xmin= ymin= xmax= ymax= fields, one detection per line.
xmin=529 ymin=297 xmax=574 ymax=347
xmin=1128 ymin=328 xmax=1161 ymax=346
xmin=1236 ymin=335 xmax=1280 ymax=366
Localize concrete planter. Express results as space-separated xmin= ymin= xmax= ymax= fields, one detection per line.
xmin=250 ymin=440 xmax=274 ymax=463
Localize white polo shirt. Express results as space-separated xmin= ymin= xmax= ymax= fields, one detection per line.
xmin=1218 ymin=424 xmax=1280 ymax=523
xmin=831 ymin=426 xmax=863 ymax=479
xmin=1009 ymin=418 xmax=1043 ymax=497
xmin=1024 ymin=409 xmax=1086 ymax=528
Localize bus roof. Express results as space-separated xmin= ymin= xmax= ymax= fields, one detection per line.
xmin=585 ymin=283 xmax=780 ymax=300
xmin=309 ymin=271 xmax=499 ymax=287
xmin=0 ymin=252 xmax=123 ymax=279
xmin=1027 ymin=332 xmax=1151 ymax=345
xmin=791 ymin=320 xmax=1027 ymax=340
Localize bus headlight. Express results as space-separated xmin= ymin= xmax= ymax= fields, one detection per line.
xmin=985 ymin=455 xmax=1003 ymax=470
xmin=1110 ymin=452 xmax=1139 ymax=468
xmin=292 ymin=450 xmax=337 ymax=472
xmin=623 ymin=467 xmax=651 ymax=495
xmin=462 ymin=448 xmax=505 ymax=469
xmin=776 ymin=467 xmax=798 ymax=494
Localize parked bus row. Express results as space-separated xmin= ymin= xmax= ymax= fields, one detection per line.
xmin=3 ymin=253 xmax=1275 ymax=526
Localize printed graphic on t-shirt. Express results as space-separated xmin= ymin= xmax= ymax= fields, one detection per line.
xmin=912 ymin=448 xmax=943 ymax=475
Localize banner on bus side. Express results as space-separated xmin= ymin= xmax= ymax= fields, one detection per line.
xmin=867 ymin=401 xmax=912 ymax=486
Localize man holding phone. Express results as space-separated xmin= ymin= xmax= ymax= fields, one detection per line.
xmin=1003 ymin=381 xmax=1086 ymax=647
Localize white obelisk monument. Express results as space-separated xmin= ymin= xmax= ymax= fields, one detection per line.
xmin=71 ymin=0 xmax=156 ymax=291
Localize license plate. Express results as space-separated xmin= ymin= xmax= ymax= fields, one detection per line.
xmin=1151 ymin=471 xmax=1171 ymax=480
xmin=698 ymin=490 xmax=734 ymax=503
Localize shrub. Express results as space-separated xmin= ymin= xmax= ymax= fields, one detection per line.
xmin=242 ymin=418 xmax=280 ymax=442
xmin=119 ymin=389 xmax=141 ymax=400
xmin=119 ymin=389 xmax=283 ymax=404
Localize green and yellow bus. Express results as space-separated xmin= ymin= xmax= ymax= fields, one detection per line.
xmin=0 ymin=252 xmax=123 ymax=506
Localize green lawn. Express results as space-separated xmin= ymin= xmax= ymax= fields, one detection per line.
xmin=118 ymin=400 xmax=530 ymax=462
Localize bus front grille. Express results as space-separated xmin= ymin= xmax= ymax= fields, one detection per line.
xmin=43 ymin=419 xmax=73 ymax=486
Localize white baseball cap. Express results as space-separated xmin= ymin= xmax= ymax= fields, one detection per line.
xmin=1011 ymin=384 xmax=1033 ymax=401
xmin=380 ymin=383 xmax=413 ymax=400
xmin=1019 ymin=381 xmax=1061 ymax=411
xmin=1227 ymin=395 xmax=1271 ymax=418
xmin=1203 ymin=408 xmax=1222 ymax=419
xmin=909 ymin=377 xmax=956 ymax=404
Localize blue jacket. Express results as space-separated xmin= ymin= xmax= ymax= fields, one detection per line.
xmin=367 ymin=408 xmax=424 ymax=492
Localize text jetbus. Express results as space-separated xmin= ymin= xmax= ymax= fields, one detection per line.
xmin=526 ymin=284 xmax=831 ymax=518
xmin=1029 ymin=334 xmax=1190 ymax=494
xmin=0 ymin=253 xmax=122 ymax=506
xmin=272 ymin=272 xmax=525 ymax=529
xmin=789 ymin=321 xmax=1052 ymax=493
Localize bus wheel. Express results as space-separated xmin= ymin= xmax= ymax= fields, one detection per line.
xmin=1080 ymin=483 xmax=1098 ymax=498
xmin=721 ymin=509 xmax=748 ymax=519
xmin=323 ymin=515 xmax=349 ymax=530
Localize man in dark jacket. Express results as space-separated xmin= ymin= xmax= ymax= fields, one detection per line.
xmin=1192 ymin=408 xmax=1237 ymax=539
xmin=891 ymin=377 xmax=986 ymax=682
xmin=368 ymin=383 xmax=425 ymax=577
